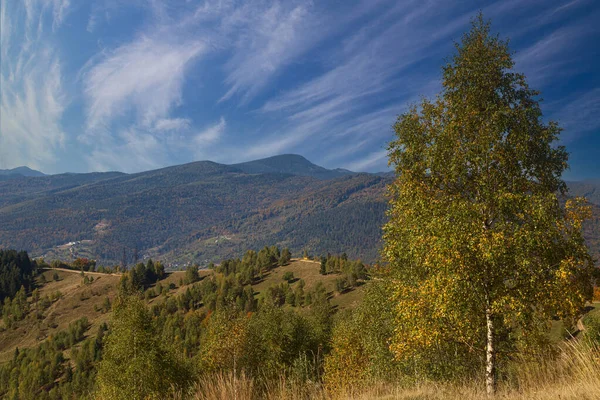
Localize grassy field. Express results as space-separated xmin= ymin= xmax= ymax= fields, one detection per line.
xmin=253 ymin=259 xmax=366 ymax=310
xmin=0 ymin=259 xmax=362 ymax=363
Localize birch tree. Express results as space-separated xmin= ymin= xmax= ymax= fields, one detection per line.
xmin=384 ymin=15 xmax=594 ymax=395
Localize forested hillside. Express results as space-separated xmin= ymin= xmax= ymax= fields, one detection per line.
xmin=0 ymin=156 xmax=389 ymax=266
xmin=0 ymin=154 xmax=598 ymax=267
xmin=0 ymin=247 xmax=372 ymax=398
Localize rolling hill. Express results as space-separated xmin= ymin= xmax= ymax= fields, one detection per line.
xmin=0 ymin=154 xmax=598 ymax=266
xmin=0 ymin=258 xmax=363 ymax=363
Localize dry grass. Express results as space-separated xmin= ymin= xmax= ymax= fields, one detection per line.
xmin=185 ymin=340 xmax=600 ymax=400
xmin=0 ymin=260 xmax=362 ymax=364
xmin=191 ymin=372 xmax=256 ymax=400
xmin=252 ymin=259 xmax=366 ymax=310
xmin=0 ymin=270 xmax=120 ymax=362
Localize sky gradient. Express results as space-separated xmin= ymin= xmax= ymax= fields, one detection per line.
xmin=1 ymin=0 xmax=599 ymax=179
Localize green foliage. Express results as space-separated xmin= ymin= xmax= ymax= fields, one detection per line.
xmin=96 ymin=296 xmax=192 ymax=400
xmin=0 ymin=249 xmax=35 ymax=302
xmin=72 ymin=257 xmax=96 ymax=271
xmin=583 ymin=308 xmax=600 ymax=345
xmin=197 ymin=302 xmax=331 ymax=383
xmin=117 ymin=259 xmax=164 ymax=294
xmin=283 ymin=271 xmax=294 ymax=282
xmin=184 ymin=265 xmax=200 ymax=285
xmin=0 ymin=317 xmax=96 ymax=399
xmin=384 ymin=15 xmax=595 ymax=388
xmin=0 ymin=246 xmax=362 ymax=398
xmin=279 ymin=247 xmax=292 ymax=266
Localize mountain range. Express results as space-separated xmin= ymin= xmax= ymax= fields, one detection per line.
xmin=0 ymin=154 xmax=598 ymax=266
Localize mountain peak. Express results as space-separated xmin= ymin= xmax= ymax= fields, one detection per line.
xmin=232 ymin=154 xmax=354 ymax=180
xmin=0 ymin=166 xmax=46 ymax=177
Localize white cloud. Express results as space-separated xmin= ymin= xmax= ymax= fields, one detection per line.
xmin=550 ymin=88 xmax=600 ymax=144
xmin=194 ymin=117 xmax=226 ymax=145
xmin=23 ymin=0 xmax=71 ymax=33
xmin=0 ymin=0 xmax=11 ymax=59
xmin=154 ymin=118 xmax=192 ymax=132
xmin=82 ymin=35 xmax=205 ymax=135
xmin=218 ymin=1 xmax=323 ymax=103
xmin=0 ymin=1 xmax=68 ymax=172
xmin=344 ymin=149 xmax=388 ymax=172
xmin=86 ymin=127 xmax=164 ymax=173
xmin=192 ymin=117 xmax=226 ymax=160
xmin=513 ymin=8 xmax=600 ymax=86
xmin=249 ymin=2 xmax=455 ymax=167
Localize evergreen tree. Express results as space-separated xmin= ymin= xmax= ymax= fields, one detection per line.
xmin=320 ymin=256 xmax=327 ymax=275
xmin=279 ymin=248 xmax=292 ymax=266
xmin=184 ymin=265 xmax=200 ymax=285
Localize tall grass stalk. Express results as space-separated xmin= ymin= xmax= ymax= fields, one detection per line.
xmin=185 ymin=340 xmax=599 ymax=400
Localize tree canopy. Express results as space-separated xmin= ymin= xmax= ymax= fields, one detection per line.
xmin=384 ymin=14 xmax=595 ymax=394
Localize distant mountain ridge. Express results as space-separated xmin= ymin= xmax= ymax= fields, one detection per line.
xmin=0 ymin=155 xmax=386 ymax=265
xmin=0 ymin=166 xmax=45 ymax=177
xmin=567 ymin=180 xmax=600 ymax=207
xmin=0 ymin=154 xmax=598 ymax=266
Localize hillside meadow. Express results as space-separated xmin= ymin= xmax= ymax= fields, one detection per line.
xmin=1 ymin=253 xmax=599 ymax=399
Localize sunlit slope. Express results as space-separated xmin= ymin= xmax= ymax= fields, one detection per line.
xmin=0 ymin=259 xmax=364 ymax=362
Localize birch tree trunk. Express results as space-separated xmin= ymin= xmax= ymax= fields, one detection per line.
xmin=485 ymin=307 xmax=496 ymax=396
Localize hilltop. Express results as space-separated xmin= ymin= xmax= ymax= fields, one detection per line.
xmin=233 ymin=154 xmax=355 ymax=180
xmin=0 ymin=166 xmax=46 ymax=178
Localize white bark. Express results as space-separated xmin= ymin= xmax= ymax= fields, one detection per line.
xmin=486 ymin=306 xmax=496 ymax=396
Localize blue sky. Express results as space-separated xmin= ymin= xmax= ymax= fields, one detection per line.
xmin=1 ymin=0 xmax=599 ymax=180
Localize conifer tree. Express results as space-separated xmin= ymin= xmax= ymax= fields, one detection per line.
xmin=320 ymin=256 xmax=327 ymax=275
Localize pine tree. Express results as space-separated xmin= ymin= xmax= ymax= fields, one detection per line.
xmin=320 ymin=256 xmax=327 ymax=275
xmin=384 ymin=15 xmax=594 ymax=394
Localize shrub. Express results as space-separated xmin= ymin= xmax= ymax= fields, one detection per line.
xmin=283 ymin=271 xmax=294 ymax=282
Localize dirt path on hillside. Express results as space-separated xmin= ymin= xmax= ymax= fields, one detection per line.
xmin=41 ymin=267 xmax=122 ymax=277
xmin=291 ymin=258 xmax=320 ymax=264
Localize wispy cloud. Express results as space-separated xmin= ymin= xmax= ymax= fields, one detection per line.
xmin=250 ymin=1 xmax=459 ymax=168
xmin=195 ymin=117 xmax=226 ymax=145
xmin=512 ymin=5 xmax=600 ymax=86
xmin=550 ymin=88 xmax=600 ymax=144
xmin=2 ymin=0 xmax=598 ymax=177
xmin=82 ymin=35 xmax=205 ymax=135
xmin=154 ymin=118 xmax=192 ymax=132
xmin=87 ymin=127 xmax=164 ymax=173
xmin=193 ymin=117 xmax=226 ymax=159
xmin=219 ymin=1 xmax=319 ymax=103
xmin=0 ymin=1 xmax=69 ymax=172
xmin=344 ymin=149 xmax=389 ymax=172
xmin=0 ymin=0 xmax=11 ymax=60
xmin=23 ymin=0 xmax=71 ymax=33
